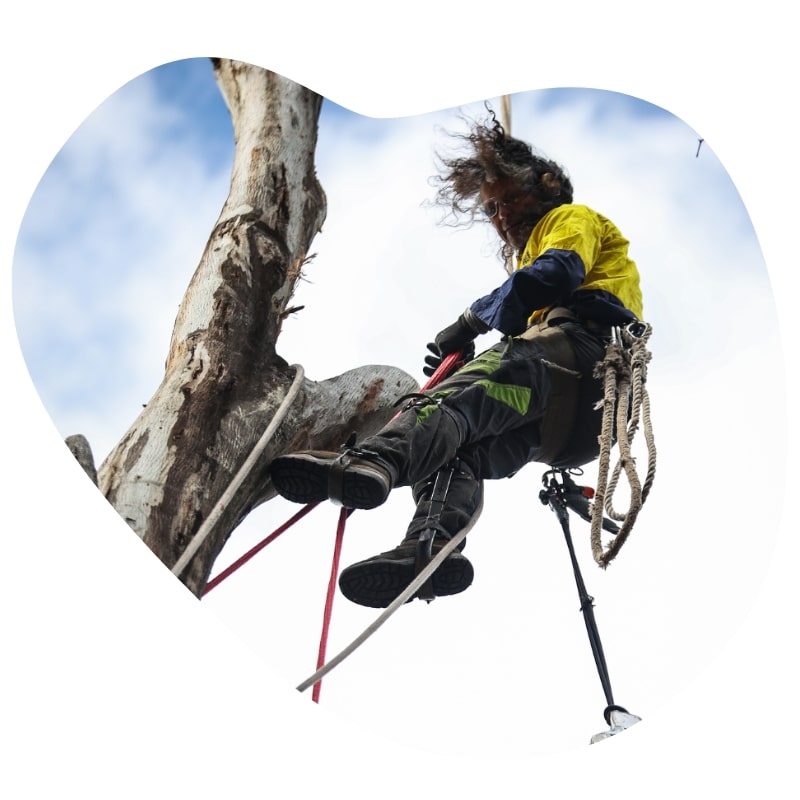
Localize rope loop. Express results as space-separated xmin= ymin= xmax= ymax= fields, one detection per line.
xmin=590 ymin=323 xmax=656 ymax=568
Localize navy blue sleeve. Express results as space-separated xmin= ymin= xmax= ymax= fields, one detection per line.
xmin=469 ymin=249 xmax=587 ymax=335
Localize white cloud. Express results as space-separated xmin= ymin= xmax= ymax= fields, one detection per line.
xmin=14 ymin=67 xmax=232 ymax=458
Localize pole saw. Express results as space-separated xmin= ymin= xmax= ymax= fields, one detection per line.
xmin=539 ymin=468 xmax=642 ymax=744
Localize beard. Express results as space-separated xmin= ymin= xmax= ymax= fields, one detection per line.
xmin=505 ymin=219 xmax=535 ymax=250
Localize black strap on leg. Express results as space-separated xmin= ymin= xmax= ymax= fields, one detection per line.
xmin=328 ymin=436 xmax=384 ymax=508
xmin=414 ymin=462 xmax=456 ymax=602
xmin=414 ymin=529 xmax=436 ymax=602
xmin=328 ymin=454 xmax=349 ymax=507
xmin=328 ymin=435 xmax=359 ymax=507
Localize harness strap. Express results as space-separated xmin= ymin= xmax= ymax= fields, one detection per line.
xmin=414 ymin=462 xmax=456 ymax=601
xmin=517 ymin=316 xmax=582 ymax=465
xmin=414 ymin=529 xmax=436 ymax=602
xmin=327 ymin=454 xmax=351 ymax=507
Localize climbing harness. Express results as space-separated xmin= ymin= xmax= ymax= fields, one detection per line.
xmin=591 ymin=321 xmax=656 ymax=567
xmin=516 ymin=317 xmax=582 ymax=465
xmin=539 ymin=468 xmax=642 ymax=744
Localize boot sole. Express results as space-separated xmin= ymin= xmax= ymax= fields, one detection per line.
xmin=338 ymin=553 xmax=474 ymax=608
xmin=270 ymin=453 xmax=390 ymax=509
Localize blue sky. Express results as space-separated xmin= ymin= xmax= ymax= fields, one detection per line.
xmin=3 ymin=12 xmax=798 ymax=798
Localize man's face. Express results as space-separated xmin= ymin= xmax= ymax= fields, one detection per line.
xmin=479 ymin=175 xmax=546 ymax=251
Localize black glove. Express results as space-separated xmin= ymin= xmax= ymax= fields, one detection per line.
xmin=422 ymin=309 xmax=489 ymax=377
xmin=434 ymin=310 xmax=489 ymax=355
xmin=423 ymin=340 xmax=475 ymax=377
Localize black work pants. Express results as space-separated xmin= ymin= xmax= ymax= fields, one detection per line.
xmin=356 ymin=321 xmax=608 ymax=543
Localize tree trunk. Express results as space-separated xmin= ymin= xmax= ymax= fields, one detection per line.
xmin=95 ymin=60 xmax=417 ymax=597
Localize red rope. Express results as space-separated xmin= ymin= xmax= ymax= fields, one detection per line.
xmin=309 ymin=350 xmax=461 ymax=700
xmin=202 ymin=501 xmax=322 ymax=596
xmin=390 ymin=350 xmax=462 ymax=421
xmin=312 ymin=506 xmax=349 ymax=703
xmin=424 ymin=350 xmax=463 ymax=389
xmin=202 ymin=350 xmax=462 ymax=597
xmin=201 ymin=350 xmax=464 ymax=699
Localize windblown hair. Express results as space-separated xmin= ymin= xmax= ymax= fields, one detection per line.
xmin=432 ymin=106 xmax=573 ymax=239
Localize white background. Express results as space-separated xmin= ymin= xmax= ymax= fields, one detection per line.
xmin=2 ymin=2 xmax=798 ymax=797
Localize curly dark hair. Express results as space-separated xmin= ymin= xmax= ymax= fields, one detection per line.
xmin=431 ymin=107 xmax=573 ymax=259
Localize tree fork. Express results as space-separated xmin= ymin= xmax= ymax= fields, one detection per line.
xmin=89 ymin=60 xmax=417 ymax=596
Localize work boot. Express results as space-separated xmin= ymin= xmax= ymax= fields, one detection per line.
xmin=338 ymin=529 xmax=474 ymax=608
xmin=269 ymin=449 xmax=393 ymax=509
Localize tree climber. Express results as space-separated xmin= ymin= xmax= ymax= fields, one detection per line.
xmin=269 ymin=111 xmax=643 ymax=608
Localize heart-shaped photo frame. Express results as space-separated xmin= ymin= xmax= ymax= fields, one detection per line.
xmin=10 ymin=56 xmax=786 ymax=764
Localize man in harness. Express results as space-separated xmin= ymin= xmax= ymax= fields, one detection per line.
xmin=270 ymin=112 xmax=643 ymax=608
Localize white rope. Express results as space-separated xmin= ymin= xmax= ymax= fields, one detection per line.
xmin=499 ymin=93 xmax=516 ymax=278
xmin=296 ymin=517 xmax=476 ymax=693
xmin=171 ymin=364 xmax=306 ymax=578
xmin=500 ymin=94 xmax=512 ymax=135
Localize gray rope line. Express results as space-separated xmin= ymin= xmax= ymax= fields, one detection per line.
xmin=296 ymin=518 xmax=476 ymax=694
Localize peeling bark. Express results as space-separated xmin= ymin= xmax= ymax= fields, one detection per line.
xmin=91 ymin=60 xmax=417 ymax=596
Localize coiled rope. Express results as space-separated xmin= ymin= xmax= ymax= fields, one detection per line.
xmin=590 ymin=323 xmax=656 ymax=567
xmin=171 ymin=364 xmax=306 ymax=578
